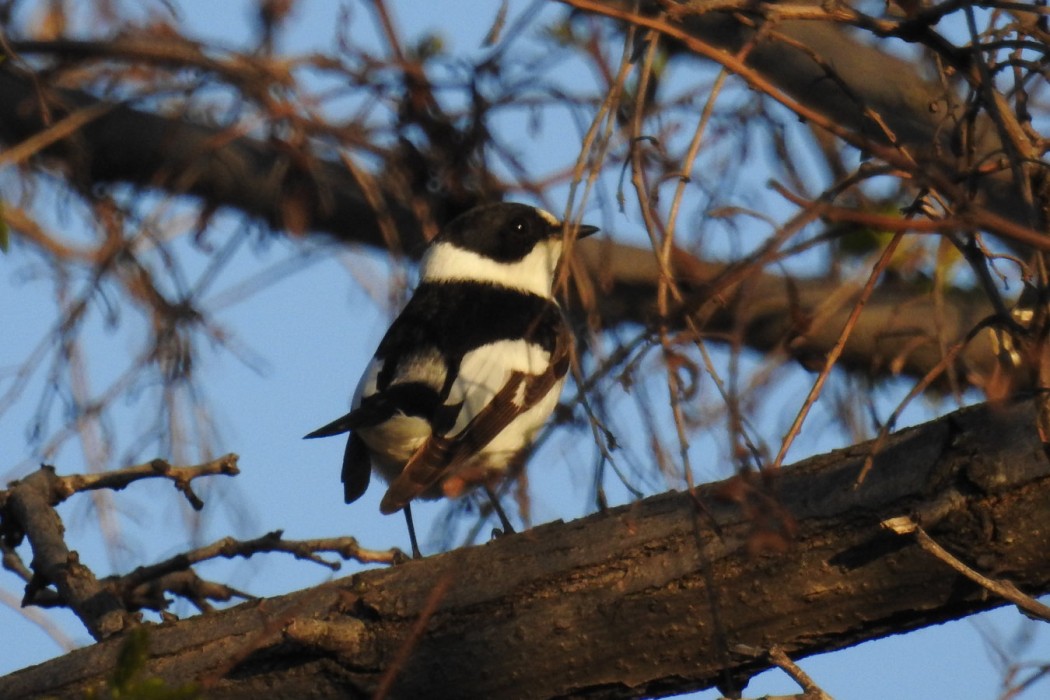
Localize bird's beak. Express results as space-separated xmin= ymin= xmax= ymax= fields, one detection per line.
xmin=551 ymin=222 xmax=599 ymax=242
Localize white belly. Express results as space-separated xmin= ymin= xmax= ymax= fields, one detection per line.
xmin=356 ymin=415 xmax=430 ymax=483
xmin=355 ymin=338 xmax=565 ymax=493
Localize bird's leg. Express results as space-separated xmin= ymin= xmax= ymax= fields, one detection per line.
xmin=403 ymin=503 xmax=423 ymax=559
xmin=483 ymin=484 xmax=515 ymax=535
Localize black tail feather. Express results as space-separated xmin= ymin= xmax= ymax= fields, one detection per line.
xmin=342 ymin=433 xmax=371 ymax=504
xmin=303 ymin=412 xmax=355 ymax=439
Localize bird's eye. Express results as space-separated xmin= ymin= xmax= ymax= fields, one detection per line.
xmin=509 ymin=217 xmax=530 ymax=236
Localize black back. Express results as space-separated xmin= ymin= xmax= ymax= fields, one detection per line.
xmin=375 ymin=281 xmax=564 ymax=398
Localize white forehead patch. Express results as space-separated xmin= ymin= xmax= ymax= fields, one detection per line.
xmin=535 ymin=208 xmax=559 ymax=227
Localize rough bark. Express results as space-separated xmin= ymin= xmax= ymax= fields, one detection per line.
xmin=2 ymin=396 xmax=1048 ymax=699
xmin=587 ymin=243 xmax=1000 ymax=387
xmin=2 ymin=468 xmax=135 ymax=640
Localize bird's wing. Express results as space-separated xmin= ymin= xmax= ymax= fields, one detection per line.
xmin=305 ymin=352 xmax=451 ymax=506
xmin=303 ymin=345 xmax=450 ymax=436
xmin=379 ymin=319 xmax=572 ymax=515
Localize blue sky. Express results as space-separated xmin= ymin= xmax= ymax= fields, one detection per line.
xmin=1 ymin=1 xmax=1047 ymax=698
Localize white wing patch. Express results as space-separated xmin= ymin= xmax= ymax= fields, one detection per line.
xmin=353 ymin=348 xmax=447 ymax=407
xmin=391 ymin=347 xmax=447 ymax=390
xmin=446 ymin=339 xmax=550 ymax=435
xmin=483 ymin=374 xmax=565 ymax=458
xmin=351 ymin=348 xmax=448 ymax=482
xmin=352 ymin=357 xmax=383 ymax=407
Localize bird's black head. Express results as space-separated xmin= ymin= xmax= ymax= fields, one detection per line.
xmin=437 ymin=202 xmax=598 ymax=263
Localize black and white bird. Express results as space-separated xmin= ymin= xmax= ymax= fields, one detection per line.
xmin=305 ymin=202 xmax=598 ymax=556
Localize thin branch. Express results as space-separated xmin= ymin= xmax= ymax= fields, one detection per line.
xmin=122 ymin=569 xmax=255 ymax=614
xmin=52 ymin=454 xmax=240 ymax=511
xmin=772 ymin=185 xmax=1050 ymax=253
xmin=766 ymin=645 xmax=835 ymax=700
xmin=10 ymin=37 xmax=293 ymax=93
xmin=882 ymin=517 xmax=1050 ymax=623
xmin=561 ymin=0 xmax=1047 ymax=249
xmin=0 ymin=102 xmax=113 ymax=167
xmin=0 ymin=588 xmax=77 ymax=652
xmin=773 ymin=227 xmax=904 ymax=469
xmin=118 ymin=531 xmax=405 ymax=593
xmin=3 ymin=467 xmax=134 ymax=640
xmin=732 ymin=644 xmax=836 ymax=700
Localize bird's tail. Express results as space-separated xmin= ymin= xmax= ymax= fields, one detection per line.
xmin=342 ymin=433 xmax=371 ymax=504
xmin=303 ymin=412 xmax=355 ymax=439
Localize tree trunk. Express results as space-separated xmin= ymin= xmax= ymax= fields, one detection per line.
xmin=2 ymin=397 xmax=1048 ymax=699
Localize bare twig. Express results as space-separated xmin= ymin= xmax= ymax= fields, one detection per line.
xmin=882 ymin=517 xmax=1050 ymax=622
xmin=767 ymin=645 xmax=834 ymax=700
xmin=1 ymin=457 xmax=240 ymax=637
xmin=560 ymin=0 xmax=1050 ymax=253
xmin=11 ymin=37 xmax=293 ymax=92
xmin=773 ymin=228 xmax=905 ymax=469
xmin=0 ymin=102 xmax=113 ymax=167
xmin=732 ymin=643 xmax=835 ymax=700
xmin=122 ymin=569 xmax=255 ymax=614
xmin=0 ymin=587 xmax=77 ymax=651
xmin=52 ymin=454 xmax=240 ymax=511
xmin=118 ymin=530 xmax=405 ymax=594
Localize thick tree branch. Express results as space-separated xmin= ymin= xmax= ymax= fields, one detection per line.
xmin=0 ymin=457 xmax=240 ymax=638
xmin=596 ymin=0 xmax=1048 ymax=233
xmin=2 ymin=397 xmax=1048 ymax=699
xmin=0 ymin=457 xmax=408 ymax=633
xmin=585 ymin=243 xmax=1001 ymax=388
xmin=1 ymin=467 xmax=134 ymax=640
xmin=0 ymin=62 xmax=433 ymax=253
xmin=0 ymin=40 xmax=1020 ymax=391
